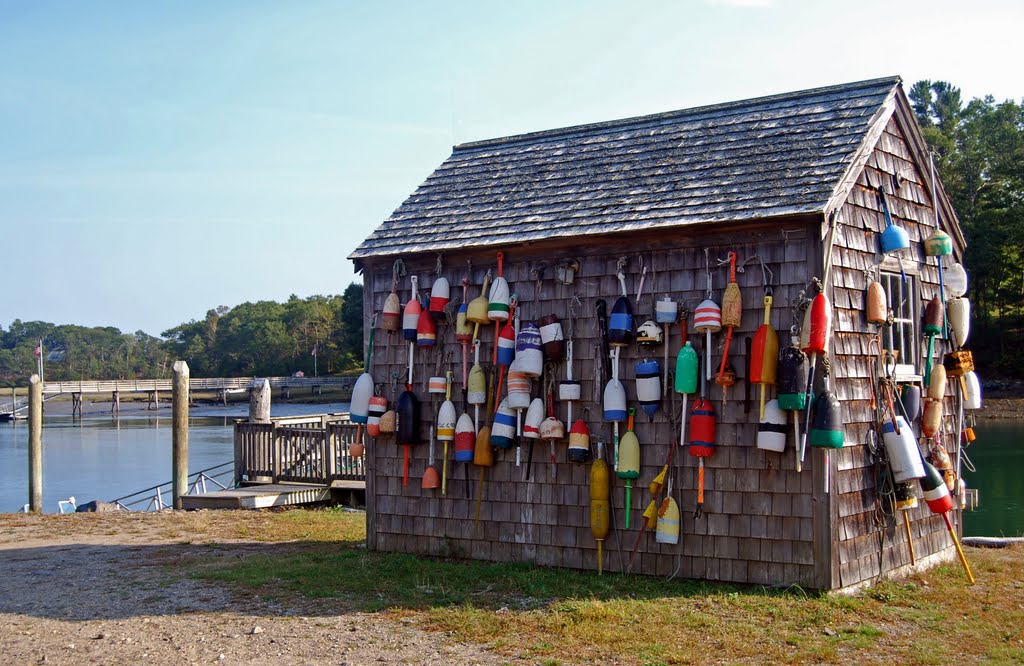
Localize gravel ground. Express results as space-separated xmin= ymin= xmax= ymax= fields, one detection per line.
xmin=0 ymin=512 xmax=507 ymax=666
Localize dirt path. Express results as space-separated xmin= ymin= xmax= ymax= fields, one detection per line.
xmin=0 ymin=512 xmax=507 ymax=665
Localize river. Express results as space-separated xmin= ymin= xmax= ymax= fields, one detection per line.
xmin=0 ymin=401 xmax=348 ymax=513
xmin=1 ymin=407 xmax=1021 ymax=536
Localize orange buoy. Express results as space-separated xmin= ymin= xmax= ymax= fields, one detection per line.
xmin=750 ymin=294 xmax=779 ymax=420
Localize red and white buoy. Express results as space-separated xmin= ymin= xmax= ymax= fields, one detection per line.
xmin=799 ymin=289 xmax=832 ymax=466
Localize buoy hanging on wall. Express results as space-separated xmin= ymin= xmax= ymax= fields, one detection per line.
xmin=866 ymin=280 xmax=888 ymax=326
xmin=538 ymin=314 xmax=565 ymax=361
xmin=756 ymin=399 xmax=787 ymax=453
xmin=567 ymin=419 xmax=591 ymax=463
xmin=429 ymin=276 xmax=450 ymax=321
xmin=490 ymin=398 xmax=517 ymax=449
xmin=882 ymin=416 xmax=926 ymax=483
xmin=635 ymin=359 xmax=661 ymax=421
xmin=947 ymin=297 xmax=970 ymax=348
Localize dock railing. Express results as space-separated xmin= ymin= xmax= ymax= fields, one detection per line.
xmin=234 ymin=413 xmax=364 ymax=486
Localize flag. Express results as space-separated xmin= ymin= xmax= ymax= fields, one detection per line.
xmin=311 ymin=346 xmax=317 ymax=357
xmin=34 ymin=343 xmax=42 ymax=358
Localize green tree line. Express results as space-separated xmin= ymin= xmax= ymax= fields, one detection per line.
xmin=0 ymin=284 xmax=364 ymax=386
xmin=909 ymin=81 xmax=1024 ymax=375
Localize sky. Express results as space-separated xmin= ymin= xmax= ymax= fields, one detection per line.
xmin=2 ymin=0 xmax=1021 ymax=337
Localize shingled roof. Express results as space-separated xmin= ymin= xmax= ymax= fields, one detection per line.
xmin=350 ymin=76 xmax=903 ymax=262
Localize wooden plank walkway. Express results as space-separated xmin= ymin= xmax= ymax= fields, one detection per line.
xmin=180 ymin=480 xmax=364 ymax=510
xmin=41 ymin=376 xmax=356 ymax=395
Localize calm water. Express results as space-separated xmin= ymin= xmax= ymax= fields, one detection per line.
xmin=0 ymin=402 xmax=348 ymax=513
xmin=963 ymin=420 xmax=1024 ymax=537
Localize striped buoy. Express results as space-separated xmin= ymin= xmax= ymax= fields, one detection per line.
xmin=454 ymin=413 xmax=475 ymax=462
xmin=750 ymin=295 xmax=779 ymax=419
xmin=920 ymin=461 xmax=953 ymax=514
xmin=524 ymin=398 xmax=545 ymax=439
xmin=882 ymin=416 xmax=925 ymax=482
xmin=635 ymin=320 xmax=662 ymax=345
xmin=437 ymin=397 xmax=456 ymax=442
xmin=655 ymin=495 xmax=680 ymax=545
xmin=514 ymin=322 xmax=544 ymax=377
xmin=756 ymin=399 xmax=787 ymax=453
xmin=901 ymin=384 xmax=922 ymax=423
xmin=777 ymin=345 xmax=808 ymax=411
xmin=948 ymin=297 xmax=970 ymax=348
xmin=608 ymin=295 xmax=633 ymax=347
xmin=694 ymin=298 xmax=721 ymax=380
xmin=617 ymin=410 xmax=640 ymax=528
xmin=894 ymin=481 xmax=918 ymax=511
xmin=403 ymin=276 xmax=421 ymax=342
xmin=456 ymin=297 xmax=473 ymax=342
xmin=866 ymin=280 xmax=888 ymax=326
xmin=429 ymin=276 xmax=450 ymax=320
xmin=350 ymin=373 xmax=373 ymax=425
xmin=635 ymin=359 xmax=661 ymax=421
xmin=490 ymin=399 xmax=516 ymax=449
xmin=540 ymin=414 xmax=564 ymax=441
xmin=427 ymin=376 xmax=447 ymax=394
xmin=603 ymin=377 xmax=627 ymax=422
xmin=367 ymin=395 xmax=387 ymax=438
xmin=689 ymin=398 xmax=716 ymax=458
xmin=538 ymin=314 xmax=565 ymax=361
xmin=467 ymin=363 xmax=487 ymax=405
xmin=923 ymin=296 xmax=943 ymax=384
xmin=382 ymin=290 xmax=401 ymax=332
xmin=567 ymin=419 xmax=590 ymax=462
xmin=809 ymin=390 xmax=844 ymax=449
xmin=963 ymin=371 xmax=982 ymax=410
xmin=506 ymin=369 xmax=532 ymax=410
xmin=496 ymin=322 xmax=516 ymax=369
xmin=488 ymin=252 xmax=510 ymax=322
xmin=467 ymin=274 xmax=491 ymax=327
xmin=416 ymin=300 xmax=436 ymax=347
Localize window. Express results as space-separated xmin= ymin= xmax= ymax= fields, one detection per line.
xmin=879 ymin=271 xmax=918 ymax=377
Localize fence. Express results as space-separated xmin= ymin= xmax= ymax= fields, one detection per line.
xmin=234 ymin=413 xmax=364 ymax=485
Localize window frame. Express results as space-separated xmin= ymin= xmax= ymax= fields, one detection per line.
xmin=877 ymin=269 xmax=920 ymax=380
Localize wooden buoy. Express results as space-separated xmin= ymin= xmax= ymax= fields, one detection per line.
xmin=487 ymin=252 xmax=511 ymax=322
xmin=879 ymin=187 xmax=910 ymax=254
xmin=538 ymin=314 xmax=565 ymax=361
xmin=467 ymin=272 xmax=491 ymax=339
xmin=866 ymin=280 xmax=888 ymax=326
xmin=603 ymin=375 xmax=627 ymax=422
xmin=568 ymin=419 xmax=591 ymax=463
xmin=948 ymin=297 xmax=970 ymax=348
xmin=456 ymin=278 xmax=472 ymax=386
xmin=467 ymin=363 xmax=487 ymax=406
xmin=506 ymin=369 xmax=532 ymax=410
xmin=497 ymin=319 xmax=517 ymax=368
xmin=882 ymin=416 xmax=925 ymax=482
xmin=427 ymin=376 xmax=447 ymax=395
xmin=923 ymin=296 xmax=944 ymax=386
xmin=901 ymin=384 xmax=922 ymax=424
xmin=590 ymin=444 xmax=611 ymax=574
xmin=946 ymin=262 xmax=968 ymax=298
xmin=799 ymin=291 xmax=832 ymax=466
xmin=716 ymin=252 xmax=742 ymax=393
xmin=657 ymin=295 xmax=679 ymax=394
xmin=396 ymin=384 xmax=421 ymax=488
xmin=756 ymin=399 xmax=787 ymax=453
xmin=964 ymin=371 xmax=982 ymax=410
xmin=924 ymin=228 xmax=952 ymax=257
xmin=635 ymin=320 xmax=662 ymax=345
xmin=514 ymin=322 xmax=543 ymax=378
xmin=809 ymin=389 xmax=843 ymax=449
xmin=928 ymin=364 xmax=947 ymax=401
xmin=490 ymin=398 xmax=516 ymax=449
xmin=920 ymin=461 xmax=975 ymax=584
xmin=922 ymin=398 xmax=942 ymax=439
xmin=690 ymin=398 xmax=715 ymax=518
xmin=675 ymin=341 xmax=699 ymax=448
xmin=655 ymin=477 xmax=680 ymax=545
xmin=524 ymin=397 xmax=545 ymax=440
xmin=416 ymin=295 xmax=436 ymax=348
xmin=472 ymin=415 xmax=493 ymax=526
xmin=694 ymin=298 xmax=721 ymax=381
xmin=608 ymin=296 xmax=634 ymax=347
xmin=635 ymin=359 xmax=661 ymax=421
xmin=778 ymin=343 xmax=808 ymax=471
xmin=540 ymin=391 xmax=565 ymax=480
xmin=617 ymin=409 xmax=640 ymax=528
xmin=429 ymin=276 xmax=450 ymax=321
xmin=455 ymin=412 xmax=475 ymax=462
xmin=367 ymin=394 xmax=387 ymax=438
xmin=403 ymin=275 xmax=422 ymax=342
xmin=438 ymin=372 xmax=457 ymax=494
xmin=350 ymin=373 xmax=373 ymax=458
xmin=382 ymin=260 xmax=403 ymax=332
xmin=750 ymin=294 xmax=779 ymax=420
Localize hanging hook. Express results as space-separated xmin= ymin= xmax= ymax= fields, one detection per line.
xmin=435 ymin=252 xmax=444 ymax=276
xmin=704 ymin=248 xmax=713 ymax=299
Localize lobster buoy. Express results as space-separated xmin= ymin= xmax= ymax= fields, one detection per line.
xmin=603 ymin=377 xmax=627 ymax=422
xmin=540 ymin=413 xmax=564 ymax=441
xmin=635 ymin=360 xmax=661 ymax=421
xmin=882 ymin=416 xmax=925 ymax=482
xmin=963 ymin=371 xmax=982 ymax=410
xmin=618 ymin=409 xmax=640 ymax=528
xmin=750 ymin=295 xmax=779 ymax=419
xmin=656 ymin=295 xmax=678 ymax=324
xmin=656 ymin=493 xmax=681 ymax=545
xmin=866 ymin=280 xmax=888 ymax=326
xmin=367 ymin=395 xmax=387 ymax=438
xmin=694 ymin=298 xmax=722 ymax=380
xmin=558 ymin=379 xmax=582 ymax=403
xmin=379 ymin=408 xmax=396 ymax=434
xmin=403 ymin=276 xmax=422 ymax=342
xmin=689 ymin=399 xmax=716 ymax=458
xmin=427 ymin=376 xmax=447 ymax=395
xmin=488 ymin=253 xmax=510 ymax=322
xmin=590 ymin=452 xmax=611 ymax=574
xmin=901 ymin=384 xmax=922 ymax=423
xmin=675 ymin=341 xmax=699 ymax=446
xmin=924 ymin=228 xmax=953 ymax=257
xmin=467 ymin=363 xmax=487 ymax=406
xmin=777 ymin=346 xmax=808 ymax=411
xmin=801 ymin=294 xmax=832 ymax=355
xmin=809 ymin=390 xmax=843 ymax=449
xmin=506 ymin=369 xmax=532 ymax=410
xmin=923 ymin=296 xmax=943 ymax=384
xmin=514 ymin=322 xmax=544 ymax=377
xmin=920 ymin=461 xmax=953 ymax=514
xmin=608 ymin=295 xmax=634 ymax=347
xmin=396 ymin=385 xmax=421 ymax=487
xmin=524 ymin=398 xmax=545 ymax=439
xmin=948 ymin=297 xmax=970 ymax=348
xmin=437 ymin=397 xmax=456 ymax=442
xmin=928 ymin=438 xmax=952 ymax=471
xmin=497 ymin=322 xmax=517 ymax=367
xmin=467 ymin=274 xmax=491 ymax=329
xmin=473 ymin=424 xmax=493 ymax=468
xmin=880 ymin=216 xmax=910 ymax=254
xmin=350 ymin=373 xmax=373 ymax=425
xmin=568 ymin=419 xmax=591 ymax=463
xmin=946 ymin=262 xmax=969 ymax=298
xmin=928 ymin=364 xmax=947 ymax=401
xmin=538 ymin=314 xmax=565 ymax=361
xmin=454 ymin=413 xmax=475 ymax=462
xmin=756 ymin=399 xmax=787 ymax=453
xmin=894 ymin=481 xmax=918 ymax=511
xmin=922 ymin=398 xmax=942 ymax=438
xmin=456 ymin=297 xmax=473 ymax=342
xmin=382 ymin=289 xmax=401 ymax=332
xmin=416 ymin=299 xmax=436 ymax=347
xmin=429 ymin=276 xmax=450 ymax=320
xmin=635 ymin=320 xmax=662 ymax=345
xmin=490 ymin=399 xmax=516 ymax=449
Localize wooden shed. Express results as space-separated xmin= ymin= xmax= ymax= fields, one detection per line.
xmin=349 ymin=76 xmax=971 ymax=591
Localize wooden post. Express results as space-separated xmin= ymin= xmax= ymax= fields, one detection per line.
xmin=28 ymin=375 xmax=42 ymax=513
xmin=112 ymin=390 xmax=120 ymax=416
xmin=172 ymin=361 xmax=190 ymax=510
xmin=249 ymin=378 xmax=271 ymax=423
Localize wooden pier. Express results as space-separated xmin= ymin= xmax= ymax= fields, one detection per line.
xmin=181 ymin=413 xmax=366 ymax=510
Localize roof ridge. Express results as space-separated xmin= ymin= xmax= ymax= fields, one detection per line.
xmin=454 ymin=75 xmax=901 ymax=153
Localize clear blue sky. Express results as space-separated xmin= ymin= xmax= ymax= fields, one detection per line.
xmin=2 ymin=0 xmax=1020 ymax=336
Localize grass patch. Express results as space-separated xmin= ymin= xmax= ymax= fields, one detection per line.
xmin=174 ymin=509 xmax=1024 ymax=664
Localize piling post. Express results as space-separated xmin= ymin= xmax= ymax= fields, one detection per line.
xmin=249 ymin=378 xmax=271 ymax=423
xmin=28 ymin=374 xmax=42 ymax=513
xmin=172 ymin=361 xmax=190 ymax=510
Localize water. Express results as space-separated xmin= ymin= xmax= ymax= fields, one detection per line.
xmin=0 ymin=401 xmax=348 ymax=513
xmin=963 ymin=420 xmax=1024 ymax=537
